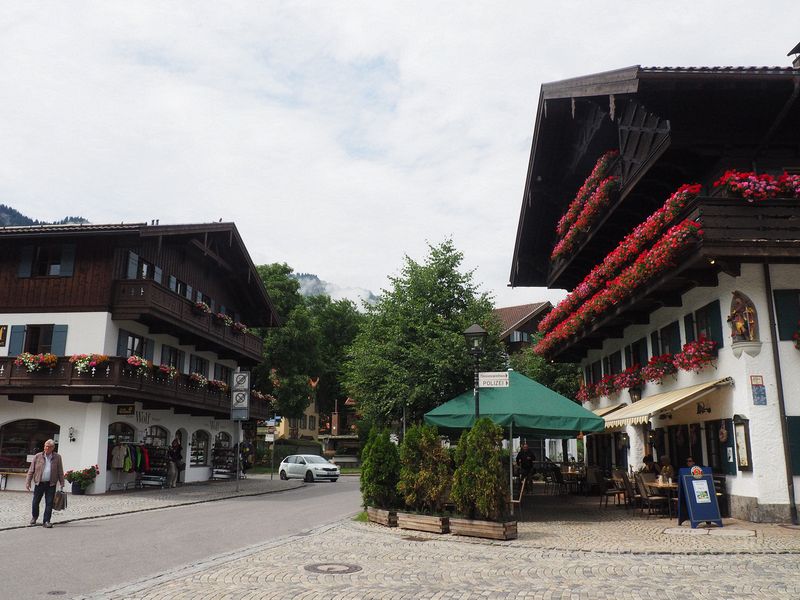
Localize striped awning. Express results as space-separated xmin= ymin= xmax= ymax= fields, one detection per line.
xmin=604 ymin=378 xmax=734 ymax=429
xmin=592 ymin=403 xmax=628 ymax=417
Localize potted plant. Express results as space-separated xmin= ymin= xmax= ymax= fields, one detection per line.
xmin=361 ymin=428 xmax=400 ymax=527
xmin=192 ymin=301 xmax=211 ymax=315
xmin=157 ymin=364 xmax=179 ymax=380
xmin=69 ymin=353 xmax=109 ymax=375
xmin=396 ymin=423 xmax=451 ymax=534
xmin=65 ymin=464 xmax=99 ymax=494
xmin=208 ymin=379 xmax=229 ymax=393
xmin=189 ymin=372 xmax=208 ymax=388
xmin=14 ymin=352 xmax=58 ymax=373
xmin=449 ymin=418 xmax=516 ymax=540
xmin=126 ymin=355 xmax=152 ymax=377
xmin=231 ymin=321 xmax=248 ymax=335
xmin=213 ymin=312 xmax=233 ymax=327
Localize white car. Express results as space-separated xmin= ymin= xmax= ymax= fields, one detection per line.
xmin=279 ymin=454 xmax=340 ymax=483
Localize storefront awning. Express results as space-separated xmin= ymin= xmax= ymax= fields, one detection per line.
xmin=592 ymin=403 xmax=628 ymax=417
xmin=604 ymin=378 xmax=734 ymax=429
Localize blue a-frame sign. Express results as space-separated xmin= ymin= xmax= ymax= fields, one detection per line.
xmin=677 ymin=466 xmax=723 ymax=528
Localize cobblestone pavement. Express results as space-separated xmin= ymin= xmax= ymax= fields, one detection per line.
xmin=0 ymin=475 xmax=301 ymax=531
xmin=77 ymin=519 xmax=800 ymax=600
xmin=6 ymin=480 xmax=800 ymax=598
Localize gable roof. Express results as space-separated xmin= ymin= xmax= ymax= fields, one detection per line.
xmin=493 ymin=302 xmax=551 ymax=338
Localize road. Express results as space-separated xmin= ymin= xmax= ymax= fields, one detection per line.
xmin=0 ymin=477 xmax=361 ymax=599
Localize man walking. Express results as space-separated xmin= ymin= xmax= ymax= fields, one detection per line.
xmin=25 ymin=439 xmax=65 ymax=528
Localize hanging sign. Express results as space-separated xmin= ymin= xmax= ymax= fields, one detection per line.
xmin=676 ymin=466 xmax=723 ymax=529
xmin=231 ymin=371 xmax=250 ymax=421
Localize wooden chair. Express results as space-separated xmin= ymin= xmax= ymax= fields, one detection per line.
xmin=621 ymin=472 xmax=641 ymax=510
xmin=599 ymin=472 xmax=625 ymax=508
xmin=635 ymin=473 xmax=668 ymax=517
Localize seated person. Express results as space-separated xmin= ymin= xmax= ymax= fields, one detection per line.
xmin=515 ymin=442 xmax=536 ymax=481
xmin=659 ymin=455 xmax=674 ymax=479
xmin=686 ymin=456 xmax=696 ymax=469
xmin=640 ymin=454 xmax=660 ymax=475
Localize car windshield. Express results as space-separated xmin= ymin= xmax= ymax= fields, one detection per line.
xmin=305 ymin=456 xmax=330 ymax=464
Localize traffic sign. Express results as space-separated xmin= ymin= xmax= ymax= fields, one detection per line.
xmin=479 ymin=372 xmax=510 ymax=388
xmin=231 ymin=371 xmax=250 ymax=421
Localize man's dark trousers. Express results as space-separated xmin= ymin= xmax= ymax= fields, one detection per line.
xmin=32 ymin=482 xmax=56 ymax=524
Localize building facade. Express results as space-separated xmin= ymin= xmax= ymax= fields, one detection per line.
xmin=511 ymin=60 xmax=800 ymax=522
xmin=0 ymin=222 xmax=278 ymax=493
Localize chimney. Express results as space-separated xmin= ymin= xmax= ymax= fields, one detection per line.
xmin=788 ymin=42 xmax=800 ymax=69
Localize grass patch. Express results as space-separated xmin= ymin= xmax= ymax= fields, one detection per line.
xmin=353 ymin=511 xmax=369 ymax=522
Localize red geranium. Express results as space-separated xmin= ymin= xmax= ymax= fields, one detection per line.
xmin=641 ymin=354 xmax=677 ymax=383
xmin=673 ymin=337 xmax=718 ymax=373
xmin=713 ymin=170 xmax=779 ymax=202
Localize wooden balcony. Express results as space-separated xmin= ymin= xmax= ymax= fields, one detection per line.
xmin=111 ymin=279 xmax=264 ymax=364
xmin=546 ymin=196 xmax=800 ymax=361
xmin=0 ymin=356 xmax=270 ymax=420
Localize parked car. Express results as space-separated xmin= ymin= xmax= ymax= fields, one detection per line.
xmin=279 ymin=454 xmax=340 ymax=483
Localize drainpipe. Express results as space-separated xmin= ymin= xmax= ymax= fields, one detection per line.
xmin=763 ymin=261 xmax=799 ymax=524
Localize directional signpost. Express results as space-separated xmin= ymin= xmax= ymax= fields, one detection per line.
xmin=479 ymin=372 xmax=510 ymax=388
xmin=231 ymin=372 xmax=250 ymax=491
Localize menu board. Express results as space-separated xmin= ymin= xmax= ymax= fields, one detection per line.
xmin=676 ymin=467 xmax=723 ymax=529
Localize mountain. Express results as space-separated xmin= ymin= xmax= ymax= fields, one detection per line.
xmin=293 ymin=272 xmax=377 ymax=306
xmin=0 ymin=204 xmax=89 ymax=227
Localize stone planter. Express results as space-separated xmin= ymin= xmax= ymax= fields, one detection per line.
xmin=71 ymin=482 xmax=86 ymax=495
xmin=396 ymin=512 xmax=449 ymax=534
xmin=366 ymin=507 xmax=397 ymax=527
xmin=449 ymin=517 xmax=517 ymax=540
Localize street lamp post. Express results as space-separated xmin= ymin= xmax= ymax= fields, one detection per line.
xmin=463 ymin=324 xmax=488 ymax=420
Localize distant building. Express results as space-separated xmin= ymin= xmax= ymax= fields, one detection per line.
xmin=493 ymin=302 xmax=551 ymax=354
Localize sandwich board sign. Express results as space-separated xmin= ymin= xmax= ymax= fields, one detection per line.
xmin=231 ymin=371 xmax=250 ymax=421
xmin=677 ymin=466 xmax=723 ymax=528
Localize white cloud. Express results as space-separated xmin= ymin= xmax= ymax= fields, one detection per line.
xmin=1 ymin=2 xmax=798 ymax=309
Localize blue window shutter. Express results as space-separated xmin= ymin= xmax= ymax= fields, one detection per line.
xmin=169 ymin=276 xmax=177 ymax=292
xmin=8 ymin=325 xmax=26 ymax=355
xmin=708 ymin=299 xmax=724 ymax=349
xmin=60 ymin=244 xmax=76 ymax=277
xmin=116 ymin=329 xmax=129 ymax=357
xmin=144 ymin=339 xmax=155 ymax=361
xmin=18 ymin=245 xmax=34 ymax=278
xmin=127 ymin=252 xmax=139 ymax=279
xmin=684 ymin=313 xmax=696 ymax=343
xmin=773 ymin=290 xmax=800 ymax=341
xmin=153 ymin=266 xmax=163 ymax=284
xmin=51 ymin=325 xmax=68 ymax=356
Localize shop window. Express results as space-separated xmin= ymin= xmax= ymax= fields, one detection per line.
xmin=117 ymin=329 xmax=154 ymax=360
xmin=161 ymin=345 xmax=185 ymax=373
xmin=144 ymin=425 xmax=169 ymax=447
xmin=18 ymin=244 xmax=75 ymax=278
xmin=0 ymin=419 xmax=59 ymax=471
xmin=660 ymin=321 xmax=681 ymax=355
xmin=215 ymin=431 xmax=232 ymax=449
xmin=108 ymin=422 xmax=135 ymax=444
xmin=7 ymin=324 xmax=68 ymax=356
xmin=773 ymin=290 xmax=800 ymax=341
xmin=191 ymin=431 xmax=209 ymax=465
xmin=189 ymin=355 xmax=209 ymax=378
xmin=693 ymin=300 xmax=724 ymax=349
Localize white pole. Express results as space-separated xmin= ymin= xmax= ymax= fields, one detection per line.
xmin=509 ymin=421 xmax=514 ymax=516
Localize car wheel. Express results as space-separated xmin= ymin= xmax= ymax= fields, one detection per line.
xmin=304 ymin=470 xmax=314 ymax=483
xmin=279 ymin=470 xmax=288 ymax=480
xmin=330 ymin=479 xmax=338 ymax=483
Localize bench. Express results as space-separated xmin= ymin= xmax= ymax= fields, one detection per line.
xmin=0 ymin=471 xmax=28 ymax=490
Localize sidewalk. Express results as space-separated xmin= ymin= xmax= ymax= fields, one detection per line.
xmin=0 ymin=475 xmax=302 ymax=531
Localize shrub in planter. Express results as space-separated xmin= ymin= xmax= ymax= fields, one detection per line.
xmin=360 ymin=427 xmax=400 ymax=510
xmin=397 ymin=423 xmax=451 ymax=514
xmin=450 ymin=418 xmax=509 ymax=522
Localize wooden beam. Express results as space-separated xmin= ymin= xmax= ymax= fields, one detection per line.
xmin=189 ymin=239 xmax=234 ymax=272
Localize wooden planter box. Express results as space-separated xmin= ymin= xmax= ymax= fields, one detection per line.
xmin=449 ymin=517 xmax=517 ymax=540
xmin=397 ymin=512 xmax=449 ymax=534
xmin=366 ymin=507 xmax=397 ymax=527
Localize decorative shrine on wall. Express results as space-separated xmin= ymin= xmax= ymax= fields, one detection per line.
xmin=727 ymin=291 xmax=758 ymax=342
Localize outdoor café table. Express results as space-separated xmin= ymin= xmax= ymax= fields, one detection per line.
xmin=646 ymin=480 xmax=678 ymax=517
xmin=561 ymin=469 xmax=585 ymax=494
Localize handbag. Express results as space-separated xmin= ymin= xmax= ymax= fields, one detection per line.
xmin=53 ymin=488 xmax=67 ymax=511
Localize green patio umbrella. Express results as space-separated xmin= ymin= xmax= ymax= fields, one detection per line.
xmin=424 ymin=370 xmax=605 ymax=438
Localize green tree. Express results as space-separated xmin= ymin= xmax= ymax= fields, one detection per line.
xmin=360 ymin=427 xmax=400 ymax=509
xmin=397 ymin=423 xmax=451 ymax=513
xmin=343 ymin=240 xmax=504 ymax=425
xmin=508 ymin=336 xmax=582 ymax=400
xmin=450 ymin=418 xmax=509 ymax=521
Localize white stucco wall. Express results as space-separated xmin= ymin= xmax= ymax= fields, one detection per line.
xmin=584 ymin=262 xmax=800 ymax=509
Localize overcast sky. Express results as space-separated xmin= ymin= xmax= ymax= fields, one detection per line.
xmin=2 ymin=2 xmax=798 ymax=307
